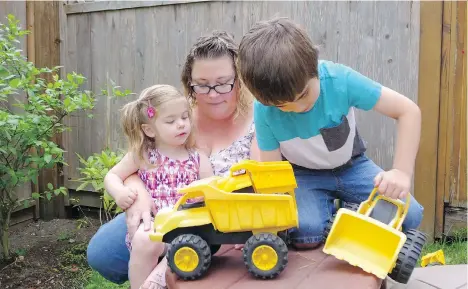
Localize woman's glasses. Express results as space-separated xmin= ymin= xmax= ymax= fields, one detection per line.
xmin=190 ymin=81 xmax=235 ymax=94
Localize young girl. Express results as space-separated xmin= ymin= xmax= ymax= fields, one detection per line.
xmin=104 ymin=84 xmax=213 ymax=289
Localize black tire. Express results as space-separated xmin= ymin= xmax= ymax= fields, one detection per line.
xmin=323 ymin=202 xmax=359 ymax=241
xmin=210 ymin=244 xmax=221 ymax=256
xmin=167 ymin=234 xmax=211 ymax=280
xmin=243 ymin=233 xmax=288 ymax=279
xmin=389 ymin=229 xmax=427 ymax=284
xmin=323 ymin=215 xmax=335 ymax=241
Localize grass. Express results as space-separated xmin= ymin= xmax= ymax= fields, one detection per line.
xmin=84 ymin=271 xmax=129 ymax=289
xmin=418 ymin=227 xmax=467 ymax=266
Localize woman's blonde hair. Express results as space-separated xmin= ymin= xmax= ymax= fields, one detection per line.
xmin=120 ymin=84 xmax=196 ymax=163
xmin=181 ymin=30 xmax=253 ymax=117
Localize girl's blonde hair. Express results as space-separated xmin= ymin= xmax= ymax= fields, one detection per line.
xmin=181 ymin=30 xmax=253 ymax=118
xmin=120 ymin=84 xmax=196 ymax=163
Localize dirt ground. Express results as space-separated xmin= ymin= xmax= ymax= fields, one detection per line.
xmin=0 ymin=217 xmax=102 ymax=289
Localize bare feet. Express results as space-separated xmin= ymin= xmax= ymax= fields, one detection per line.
xmin=140 ymin=257 xmax=168 ymax=289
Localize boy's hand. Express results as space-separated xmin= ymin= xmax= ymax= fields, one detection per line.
xmin=373 ymin=169 xmax=411 ymax=199
xmin=115 ymin=187 xmax=138 ymax=210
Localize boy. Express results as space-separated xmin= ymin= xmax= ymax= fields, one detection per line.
xmin=238 ymin=17 xmax=424 ymax=249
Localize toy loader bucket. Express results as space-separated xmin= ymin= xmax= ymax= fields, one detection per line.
xmin=323 ymin=189 xmax=410 ymax=279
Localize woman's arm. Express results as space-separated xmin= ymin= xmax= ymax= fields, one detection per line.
xmin=123 ymin=173 xmax=155 ymax=238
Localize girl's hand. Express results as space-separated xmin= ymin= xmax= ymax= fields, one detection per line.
xmin=115 ymin=187 xmax=138 ymax=210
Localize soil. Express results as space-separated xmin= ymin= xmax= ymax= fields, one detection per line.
xmin=0 ymin=216 xmax=102 ymax=289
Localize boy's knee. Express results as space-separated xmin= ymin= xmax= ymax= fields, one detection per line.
xmin=404 ymin=200 xmax=424 ymax=231
xmin=291 ymin=242 xmax=322 ymax=250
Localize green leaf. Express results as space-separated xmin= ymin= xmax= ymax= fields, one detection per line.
xmin=47 ymin=182 xmax=53 ymax=190
xmin=44 ymin=154 xmax=52 ymax=163
xmin=23 ymin=199 xmax=30 ymax=208
xmin=63 ymin=97 xmax=71 ymax=107
xmin=4 ymin=130 xmax=11 ymax=141
xmin=46 ymin=192 xmax=52 ymax=201
xmin=76 ymin=182 xmax=89 ymax=192
xmin=10 ymin=173 xmax=18 ymax=185
xmin=31 ymin=192 xmax=41 ymax=199
xmin=9 ymin=78 xmax=20 ymax=88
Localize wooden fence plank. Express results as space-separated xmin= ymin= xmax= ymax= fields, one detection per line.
xmin=65 ymin=0 xmax=212 ymax=15
xmin=433 ymin=0 xmax=467 ymax=238
xmin=30 ymin=1 xmax=66 ymax=220
xmin=414 ymin=1 xmax=443 ymax=241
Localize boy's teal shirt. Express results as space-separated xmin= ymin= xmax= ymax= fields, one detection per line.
xmin=254 ymin=60 xmax=383 ymax=170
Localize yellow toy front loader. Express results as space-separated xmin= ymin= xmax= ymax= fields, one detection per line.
xmin=149 ymin=160 xmax=299 ymax=281
xmin=322 ymin=188 xmax=427 ymax=284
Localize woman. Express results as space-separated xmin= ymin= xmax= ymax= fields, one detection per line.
xmin=86 ymin=30 xmax=259 ymax=287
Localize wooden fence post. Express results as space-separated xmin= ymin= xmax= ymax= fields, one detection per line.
xmin=27 ymin=0 xmax=65 ymax=220
xmin=414 ymin=1 xmax=444 ymax=242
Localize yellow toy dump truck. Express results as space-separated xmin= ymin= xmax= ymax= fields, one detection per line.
xmin=322 ymin=188 xmax=427 ymax=284
xmin=149 ymin=160 xmax=299 ymax=280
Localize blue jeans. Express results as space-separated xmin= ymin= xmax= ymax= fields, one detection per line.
xmin=288 ymin=154 xmax=424 ymax=244
xmin=87 ymin=212 xmax=130 ymax=284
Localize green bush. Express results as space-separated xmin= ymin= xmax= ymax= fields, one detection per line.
xmin=0 ymin=14 xmax=97 ymax=260
xmin=75 ymin=148 xmax=126 ymax=223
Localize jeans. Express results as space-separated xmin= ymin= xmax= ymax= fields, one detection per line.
xmin=87 ymin=212 xmax=130 ymax=284
xmin=288 ymin=154 xmax=424 ymax=244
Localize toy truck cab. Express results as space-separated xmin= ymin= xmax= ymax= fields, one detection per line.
xmin=149 ymin=160 xmax=299 ymax=280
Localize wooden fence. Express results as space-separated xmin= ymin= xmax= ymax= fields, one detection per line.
xmin=1 ymin=0 xmax=466 ymax=240
xmin=60 ymin=0 xmax=420 ymax=187
xmin=434 ymin=1 xmax=467 ymax=235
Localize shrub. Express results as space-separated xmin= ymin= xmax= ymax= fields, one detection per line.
xmin=0 ymin=14 xmax=96 ymax=259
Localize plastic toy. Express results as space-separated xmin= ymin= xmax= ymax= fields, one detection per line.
xmin=149 ymin=160 xmax=299 ymax=280
xmin=322 ymin=188 xmax=427 ymax=284
xmin=421 ymin=249 xmax=446 ymax=267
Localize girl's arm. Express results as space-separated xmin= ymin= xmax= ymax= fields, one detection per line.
xmin=104 ymin=152 xmax=140 ymax=210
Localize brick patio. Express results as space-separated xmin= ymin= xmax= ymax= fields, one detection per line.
xmin=177 ymin=245 xmax=384 ymax=289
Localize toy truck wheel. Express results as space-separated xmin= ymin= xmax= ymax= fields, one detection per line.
xmin=323 ymin=202 xmax=359 ymax=240
xmin=167 ymin=234 xmax=211 ymax=280
xmin=388 ymin=229 xmax=427 ymax=284
xmin=243 ymin=233 xmax=288 ymax=279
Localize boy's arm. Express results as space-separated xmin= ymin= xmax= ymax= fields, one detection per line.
xmin=258 ymin=148 xmax=283 ymax=162
xmin=253 ymin=101 xmax=283 ymax=162
xmin=372 ymin=86 xmax=421 ymax=198
xmin=344 ymin=65 xmax=421 ymax=199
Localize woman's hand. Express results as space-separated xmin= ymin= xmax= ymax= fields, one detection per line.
xmin=123 ymin=173 xmax=156 ymax=240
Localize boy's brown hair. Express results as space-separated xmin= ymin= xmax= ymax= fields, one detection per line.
xmin=238 ymin=17 xmax=319 ymax=106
